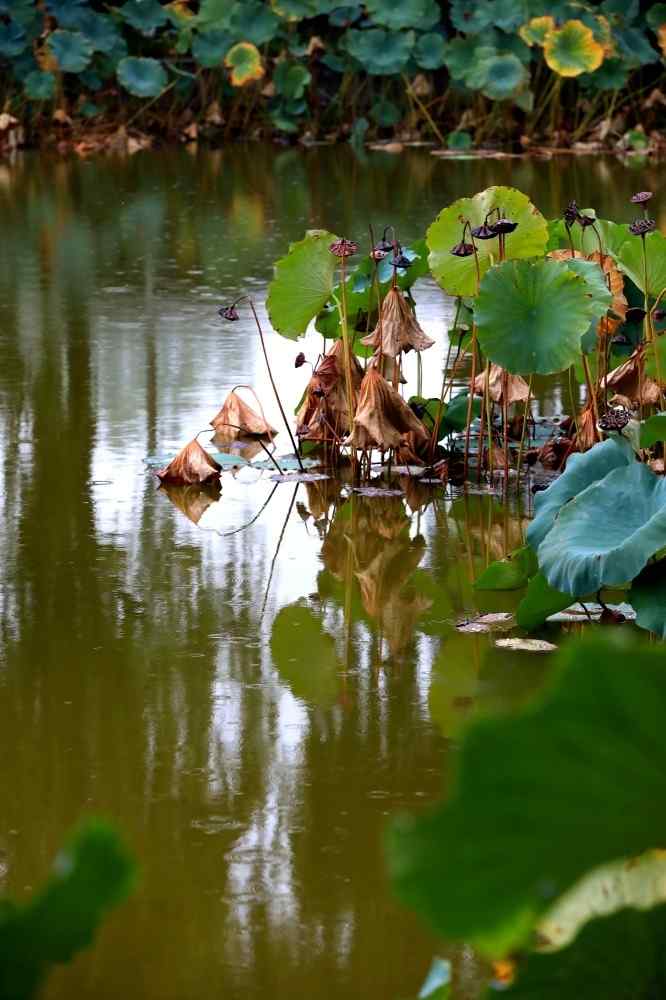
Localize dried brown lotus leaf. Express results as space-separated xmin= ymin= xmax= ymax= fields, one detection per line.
xmin=360 ymin=287 xmax=434 ymax=358
xmin=368 ymin=349 xmax=407 ymax=384
xmin=347 ymin=367 xmax=428 ymax=451
xmin=157 ymin=439 xmax=222 ymax=485
xmin=297 ymin=339 xmax=362 ymax=441
xmin=210 ymin=390 xmax=276 ymax=440
xmin=576 ymin=403 xmax=598 ymax=451
xmin=600 ymin=350 xmax=658 ymax=403
xmin=473 ymin=363 xmax=529 ymax=405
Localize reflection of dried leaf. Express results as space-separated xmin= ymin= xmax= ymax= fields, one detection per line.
xmin=474 ymin=363 xmax=529 ymax=405
xmin=211 ymin=390 xmax=276 ymax=440
xmin=156 ymin=439 xmax=222 ymax=485
xmin=347 ymin=367 xmax=428 ymax=450
xmin=361 ymin=287 xmax=434 ymax=358
xmin=161 ymin=480 xmax=221 ymax=524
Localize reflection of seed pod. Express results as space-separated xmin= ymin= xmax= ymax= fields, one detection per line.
xmin=492 ymin=218 xmax=518 ymax=235
xmin=629 ymin=218 xmax=656 ymax=236
xmin=563 ymin=200 xmax=579 ymax=226
xmin=631 ymin=191 xmax=653 ymax=204
xmin=471 ymin=223 xmax=497 ymax=240
xmin=329 ymin=238 xmax=359 ymax=257
xmin=450 ymin=241 xmax=475 ymax=258
xmin=625 ymin=306 xmax=647 ymax=323
xmin=391 ymin=253 xmax=412 ymax=269
xmin=295 ymin=351 xmax=306 ymax=368
xmin=219 ymin=304 xmax=239 ymax=321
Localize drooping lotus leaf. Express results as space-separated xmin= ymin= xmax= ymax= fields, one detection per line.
xmin=119 ymin=0 xmax=168 ymax=35
xmin=617 ymin=230 xmax=666 ymax=297
xmin=364 ymin=0 xmax=439 ymax=30
xmin=474 ymin=546 xmax=538 ymax=591
xmin=117 ymin=56 xmax=167 ymax=97
xmin=224 ymin=41 xmax=264 ymax=86
xmin=641 ymin=412 xmax=666 ymax=448
xmin=47 ymin=29 xmax=93 ymax=72
xmin=516 ymin=571 xmax=574 ymax=631
xmin=267 ymin=230 xmax=340 ymax=339
xmin=413 ymin=31 xmax=447 ymax=70
xmin=427 ymin=186 xmax=548 ymax=298
xmin=482 ymin=53 xmax=528 ymax=100
xmin=518 ymin=15 xmax=555 ymax=47
xmin=344 ymin=28 xmax=415 ymax=75
xmin=630 ymin=564 xmax=666 ymax=638
xmin=527 ymin=437 xmax=635 ymax=551
xmin=475 ymin=259 xmax=596 ymax=376
xmin=388 ymin=635 xmax=666 ymax=954
xmin=270 ymin=603 xmax=340 ymax=707
xmin=544 ymin=19 xmax=605 ymax=77
xmin=23 ymin=69 xmax=56 ymax=100
xmin=538 ymin=462 xmax=666 ymax=597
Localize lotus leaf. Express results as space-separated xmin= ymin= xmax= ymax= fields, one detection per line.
xmin=389 ymin=636 xmax=666 ymax=954
xmin=562 ymin=257 xmax=614 ymax=320
xmin=267 ymin=230 xmax=340 ymax=339
xmin=544 ymin=19 xmax=605 ymax=77
xmin=413 ymin=31 xmax=447 ymax=70
xmin=370 ymin=99 xmax=401 ymax=126
xmin=616 ymin=26 xmax=659 ymax=66
xmin=490 ymin=0 xmax=526 ymax=32
xmin=475 ymin=259 xmax=596 ymax=376
xmin=224 ymin=41 xmax=264 ymax=86
xmin=191 ymin=29 xmax=233 ymax=67
xmin=274 ymin=61 xmax=311 ymax=99
xmin=23 ymin=69 xmax=56 ymax=100
xmin=364 ymin=0 xmax=439 ymax=30
xmin=548 ymin=215 xmax=630 ymax=258
xmin=474 ymin=546 xmax=538 ymax=591
xmin=442 ymin=37 xmax=496 ymax=88
xmin=344 ymin=28 xmax=415 ymax=75
xmin=518 ymin=15 xmax=555 ymax=47
xmin=428 ymin=186 xmax=548 ymax=298
xmin=119 ymin=0 xmax=168 ymax=35
xmin=629 ymin=564 xmax=666 ymax=638
xmin=450 ymin=0 xmax=493 ymax=35
xmin=228 ymin=1 xmax=279 ymax=45
xmin=117 ymin=56 xmax=167 ymax=97
xmin=641 ymin=413 xmax=666 ymax=448
xmin=580 ymin=58 xmax=629 ymax=91
xmin=447 ymin=130 xmax=472 ymax=150
xmin=516 ymin=572 xmax=574 ymax=631
xmin=0 ymin=20 xmax=28 ymax=57
xmin=47 ymin=30 xmax=93 ymax=73
xmin=482 ymin=53 xmax=528 ymax=100
xmin=617 ymin=230 xmax=666 ymax=297
xmin=647 ymin=3 xmax=666 ymax=30
xmin=270 ymin=603 xmax=340 ymax=707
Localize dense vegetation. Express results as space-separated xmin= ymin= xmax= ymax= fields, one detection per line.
xmin=2 ymin=0 xmax=666 ymax=151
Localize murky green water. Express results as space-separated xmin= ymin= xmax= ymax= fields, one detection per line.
xmin=0 ymin=146 xmax=657 ymax=999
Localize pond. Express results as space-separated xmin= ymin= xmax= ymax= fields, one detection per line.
xmin=0 ymin=145 xmax=658 ymax=999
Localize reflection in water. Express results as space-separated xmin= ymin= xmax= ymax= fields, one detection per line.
xmin=0 ymin=147 xmax=655 ymax=999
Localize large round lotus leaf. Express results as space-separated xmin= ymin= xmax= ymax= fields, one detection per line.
xmin=562 ymin=257 xmax=613 ymax=319
xmin=191 ymin=29 xmax=233 ymax=67
xmin=527 ymin=437 xmax=635 ymax=552
xmin=47 ymin=29 xmax=93 ymax=72
xmin=365 ymin=0 xmax=439 ymax=30
xmin=414 ymin=31 xmax=447 ymax=70
xmin=544 ymin=19 xmax=605 ymax=77
xmin=450 ymin=0 xmax=493 ymax=34
xmin=442 ymin=36 xmax=496 ymax=87
xmin=0 ymin=19 xmax=28 ymax=57
xmin=54 ymin=8 xmax=121 ymax=54
xmin=427 ymin=186 xmax=548 ymax=298
xmin=228 ymin=1 xmax=279 ymax=45
xmin=482 ymin=53 xmax=528 ymax=100
xmin=270 ymin=603 xmax=340 ymax=707
xmin=23 ymin=69 xmax=56 ymax=100
xmin=630 ymin=564 xmax=666 ymax=638
xmin=224 ymin=41 xmax=264 ymax=86
xmin=491 ymin=0 xmax=525 ymax=31
xmin=538 ymin=463 xmax=666 ymax=597
xmin=475 ymin=259 xmax=595 ymax=376
xmin=519 ymin=15 xmax=554 ymax=46
xmin=117 ymin=56 xmax=167 ymax=97
xmin=267 ymin=229 xmax=340 ymax=339
xmin=119 ymin=0 xmax=167 ymax=35
xmin=616 ymin=26 xmax=659 ymax=68
xmin=617 ymin=231 xmax=666 ymax=297
xmin=345 ymin=28 xmax=415 ymax=75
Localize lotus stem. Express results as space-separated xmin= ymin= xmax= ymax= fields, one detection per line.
xmin=581 ymin=353 xmax=599 ymax=429
xmin=485 ymin=361 xmax=494 ymax=478
xmin=429 ymin=298 xmax=462 ymax=463
xmin=502 ymin=369 xmax=509 ymax=492
xmin=516 ymin=374 xmax=533 ymax=486
xmin=642 ymin=236 xmax=665 ymax=411
xmin=337 ymin=255 xmax=358 ymax=468
xmin=463 ymin=327 xmax=478 ymax=481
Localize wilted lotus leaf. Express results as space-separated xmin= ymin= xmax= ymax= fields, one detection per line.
xmin=297 ymin=339 xmax=363 ymax=442
xmin=361 ymin=286 xmax=434 ymax=357
xmin=210 ymin=389 xmax=277 ymax=440
xmin=156 ymin=439 xmax=222 ymax=485
xmin=161 ymin=481 xmax=221 ymax=524
xmin=576 ymin=403 xmax=598 ymax=452
xmin=224 ymin=42 xmax=264 ymax=87
xmin=347 ymin=367 xmax=429 ymax=451
xmin=368 ymin=350 xmax=407 ymax=384
xmin=428 ymin=186 xmax=548 ymax=297
xmin=519 ymin=15 xmax=555 ymax=47
xmin=601 ymin=350 xmax=661 ymax=406
xmin=544 ymin=19 xmax=605 ymax=77
xmin=473 ymin=364 xmax=529 ymax=405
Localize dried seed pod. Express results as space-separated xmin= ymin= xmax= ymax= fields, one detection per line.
xmin=629 ymin=218 xmax=656 ymax=236
xmin=450 ymin=241 xmax=475 ymax=257
xmin=598 ymin=407 xmax=631 ymax=432
xmin=295 ymin=351 xmax=306 ymax=368
xmin=563 ymin=200 xmax=579 ymax=227
xmin=157 ymin=439 xmax=222 ymax=485
xmin=491 ymin=217 xmax=518 ymax=235
xmin=391 ymin=252 xmax=412 ymax=269
xmin=219 ymin=304 xmax=239 ymax=321
xmin=471 ymin=223 xmax=497 ymax=240
xmin=578 ymin=213 xmax=596 ymax=228
xmin=329 ymin=238 xmax=358 ymax=257
xmin=631 ymin=191 xmax=653 ymax=204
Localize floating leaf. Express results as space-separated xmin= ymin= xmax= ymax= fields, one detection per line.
xmin=494 ymin=638 xmax=557 ymax=652
xmin=224 ymin=41 xmax=264 ymax=86
xmin=267 ymin=230 xmax=340 ymax=339
xmin=47 ymin=29 xmax=93 ymax=72
xmin=389 ymin=636 xmax=666 ymax=955
xmin=117 ymin=56 xmax=168 ymax=97
xmin=474 ymin=546 xmax=538 ymax=591
xmin=270 ymin=603 xmax=341 ymax=707
xmin=518 ymin=15 xmax=554 ymax=47
xmin=119 ymin=0 xmax=168 ymax=35
xmin=475 ymin=259 xmax=596 ymax=376
xmin=544 ymin=19 xmax=605 ymax=77
xmin=482 ymin=53 xmax=528 ymax=100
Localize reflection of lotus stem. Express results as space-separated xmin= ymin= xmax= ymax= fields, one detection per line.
xmin=246 ymin=298 xmax=305 ymax=471
xmin=516 ymin=374 xmax=533 ymax=485
xmin=260 ymin=485 xmax=298 ymax=618
xmin=641 ymin=236 xmax=665 ymax=411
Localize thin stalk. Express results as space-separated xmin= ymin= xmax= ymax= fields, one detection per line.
xmin=516 ymin=375 xmax=533 ymax=485
xmin=502 ymin=369 xmax=509 ymax=492
xmin=484 ymin=361 xmax=494 ymax=478
xmin=642 ymin=235 xmax=665 ymax=410
xmin=401 ymin=73 xmax=445 ymax=145
xmin=428 ymin=297 xmax=461 ymax=462
xmin=581 ymin=353 xmax=599 ymax=428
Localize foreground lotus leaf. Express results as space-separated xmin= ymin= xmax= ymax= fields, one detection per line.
xmin=543 ymin=19 xmax=605 ymax=77
xmin=210 ymin=390 xmax=276 ymax=440
xmin=346 ymin=367 xmax=428 ymax=451
xmin=475 ymin=259 xmax=596 ymax=375
xmin=427 ymin=186 xmax=548 ymax=297
xmin=267 ymin=229 xmax=340 ymax=339
xmin=156 ymin=439 xmax=222 ymax=485
xmin=360 ymin=286 xmax=434 ymax=357
xmin=538 ymin=462 xmax=666 ymax=597
xmin=629 ymin=564 xmax=666 ymax=638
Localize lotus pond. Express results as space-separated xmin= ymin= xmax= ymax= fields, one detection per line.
xmin=2 ymin=145 xmax=666 ymax=999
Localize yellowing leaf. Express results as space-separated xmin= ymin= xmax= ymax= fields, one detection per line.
xmin=518 ymin=15 xmax=554 ymax=47
xmin=544 ymin=19 xmax=605 ymax=78
xmin=224 ymin=41 xmax=264 ymax=87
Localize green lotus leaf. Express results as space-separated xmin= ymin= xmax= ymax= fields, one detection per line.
xmin=442 ymin=389 xmax=481 ymax=433
xmin=442 ymin=36 xmax=496 ymax=88
xmin=270 ymin=603 xmax=340 ymax=707
xmin=47 ymin=29 xmax=93 ymax=73
xmin=224 ymin=41 xmax=264 ymax=86
xmin=548 ymin=215 xmax=630 ymax=258
xmin=544 ymin=19 xmax=605 ymax=77
xmin=615 ymin=26 xmax=659 ymax=67
xmin=447 ymin=130 xmax=472 ymax=150
xmin=482 ymin=53 xmax=528 ymax=100
xmin=563 ymin=258 xmax=613 ymax=319
xmin=538 ymin=463 xmax=666 ymax=597
xmin=364 ymin=0 xmax=439 ymax=30
xmin=495 ymin=31 xmax=532 ymax=64
xmin=580 ymin=57 xmax=629 ymax=91
xmin=630 ymin=564 xmax=666 ymax=638
xmin=268 ymin=230 xmax=340 ymax=339
xmin=518 ymin=15 xmax=554 ymax=46
xmin=474 ymin=546 xmax=538 ymax=591
xmin=491 ymin=903 xmax=666 ymax=999
xmin=450 ymin=0 xmax=493 ymax=34
xmin=427 ymin=186 xmax=548 ymax=298
xmin=516 ymin=571 xmax=573 ymax=631
xmin=272 ymin=0 xmax=340 ymax=18
xmin=491 ymin=0 xmax=527 ymax=31
xmin=344 ymin=28 xmax=415 ymax=75
xmin=647 ymin=3 xmax=666 ymax=29
xmin=52 ymin=8 xmax=121 ymax=54
xmin=389 ymin=635 xmax=666 ymax=954
xmin=414 ymin=31 xmax=447 ymax=70
xmin=475 ymin=259 xmax=595 ymax=376
xmin=191 ymin=28 xmax=233 ymax=67
xmin=119 ymin=0 xmax=168 ymax=35
xmin=229 ymin=0 xmax=279 ymax=45
xmin=195 ymin=0 xmax=234 ymax=27
xmin=617 ymin=230 xmax=666 ymax=296
xmin=0 ymin=19 xmax=28 ymax=57
xmin=370 ymin=98 xmax=401 ymax=126
xmin=641 ymin=413 xmax=666 ymax=449
xmin=527 ymin=437 xmax=635 ymax=552
xmin=117 ymin=56 xmax=168 ymax=97
xmin=273 ymin=60 xmax=311 ymax=100
xmin=23 ymin=69 xmax=57 ymax=100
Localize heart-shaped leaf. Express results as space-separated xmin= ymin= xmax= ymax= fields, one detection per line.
xmin=268 ymin=230 xmax=341 ymax=339
xmin=224 ymin=41 xmax=264 ymax=85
